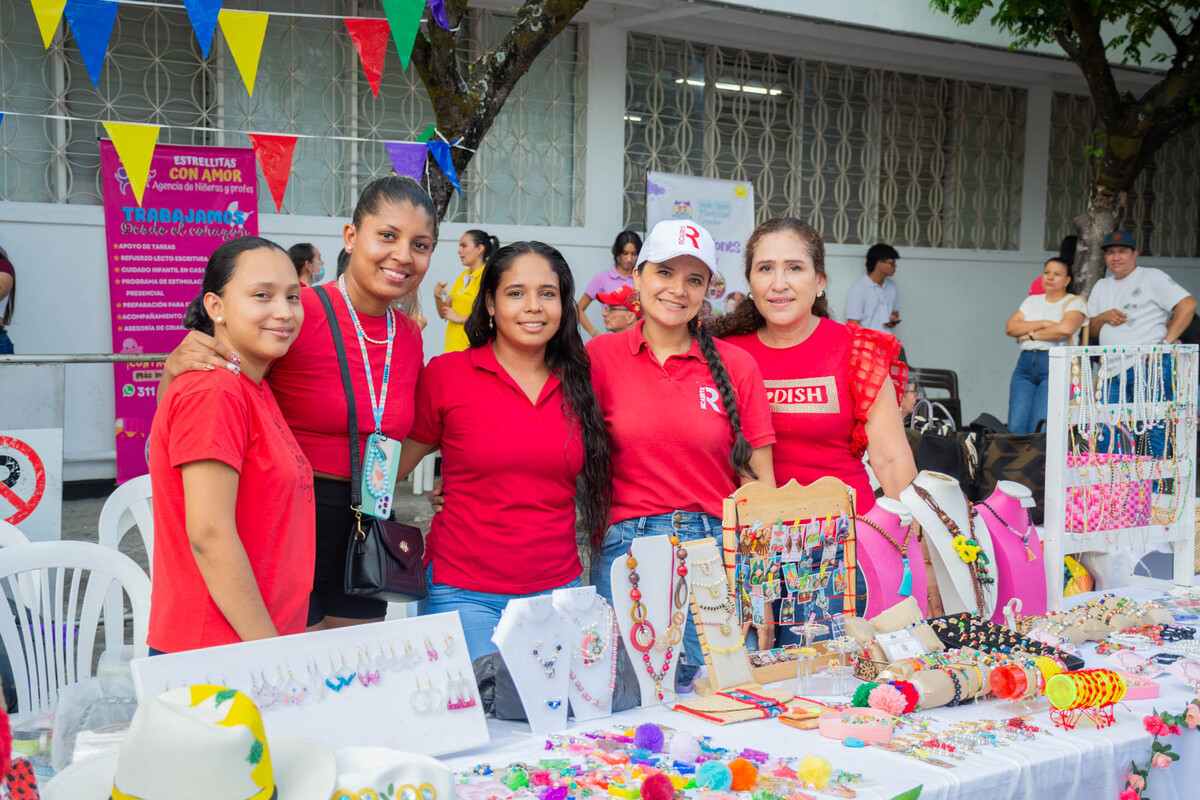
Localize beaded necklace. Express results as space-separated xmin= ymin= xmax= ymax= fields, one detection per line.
xmin=854 ymin=515 xmax=913 ymax=597
xmin=625 ymin=547 xmax=674 ymax=701
xmin=566 ymin=604 xmax=618 ymax=709
xmin=910 ymin=484 xmax=993 ymax=616
xmin=977 ymin=500 xmax=1037 ymax=562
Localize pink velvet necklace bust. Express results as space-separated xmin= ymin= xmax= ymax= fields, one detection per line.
xmin=857 ymin=498 xmax=928 ymax=617
xmin=976 ymin=481 xmax=1046 ymax=622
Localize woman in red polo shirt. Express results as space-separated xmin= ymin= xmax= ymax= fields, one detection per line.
xmin=160 ymin=177 xmax=435 ymax=630
xmin=588 ymin=219 xmax=776 ymax=691
xmin=710 ymin=218 xmax=914 ymax=648
xmin=398 ymin=241 xmax=610 ymax=659
xmin=148 ymin=236 xmax=311 ymax=653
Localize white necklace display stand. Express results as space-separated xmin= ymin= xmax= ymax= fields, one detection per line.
xmin=493 ymin=595 xmax=573 ymax=734
xmin=610 ymin=535 xmax=684 ymax=707
xmin=552 ymin=586 xmax=617 ymax=722
xmin=685 ymin=537 xmax=753 ymax=690
xmin=901 ymin=471 xmax=997 ymax=618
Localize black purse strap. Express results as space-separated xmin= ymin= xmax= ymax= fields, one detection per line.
xmin=314 ymin=285 xmax=363 ymax=509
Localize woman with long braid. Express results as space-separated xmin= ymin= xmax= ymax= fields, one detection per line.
xmin=588 ymin=219 xmax=775 ymax=692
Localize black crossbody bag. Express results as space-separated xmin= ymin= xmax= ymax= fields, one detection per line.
xmin=314 ymin=286 xmax=427 ymax=601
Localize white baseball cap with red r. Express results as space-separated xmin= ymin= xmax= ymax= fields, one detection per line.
xmin=637 ymin=219 xmax=717 ymax=274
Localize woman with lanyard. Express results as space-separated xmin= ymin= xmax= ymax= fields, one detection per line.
xmin=159 ymin=176 xmax=436 ymax=630
xmin=399 ymin=242 xmax=611 ymax=660
xmin=711 ymin=218 xmax=913 ymax=648
xmin=588 ymin=219 xmax=775 ymax=691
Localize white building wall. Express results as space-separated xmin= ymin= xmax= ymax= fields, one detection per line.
xmin=2 ymin=19 xmax=1197 ymax=480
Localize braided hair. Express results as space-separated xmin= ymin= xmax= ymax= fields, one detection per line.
xmin=689 ymin=314 xmax=756 ymax=481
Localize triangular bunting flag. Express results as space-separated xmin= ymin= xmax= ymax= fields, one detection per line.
xmin=183 ymin=0 xmax=223 ymax=59
xmin=416 ymin=124 xmax=436 ymax=143
xmin=248 ymin=133 xmax=298 ymax=212
xmin=427 ymin=0 xmax=451 ymax=31
xmin=219 ymin=9 xmax=269 ymax=96
xmin=64 ymin=0 xmax=119 ymax=88
xmin=384 ymin=141 xmax=427 ymax=181
xmin=888 ymin=787 xmax=922 ymax=800
xmin=103 ymin=121 xmax=161 ymax=206
xmin=380 ymin=0 xmax=424 ymax=70
xmin=344 ymin=18 xmax=391 ymax=98
xmin=30 ymin=0 xmax=67 ymax=49
xmin=427 ymin=139 xmax=460 ymax=192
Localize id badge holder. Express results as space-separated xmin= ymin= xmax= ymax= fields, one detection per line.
xmin=359 ymin=432 xmax=401 ymax=519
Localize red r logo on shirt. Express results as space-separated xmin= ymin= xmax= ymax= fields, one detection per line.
xmin=679 ymin=225 xmax=701 ymax=250
xmin=698 ymin=386 xmax=723 ymax=413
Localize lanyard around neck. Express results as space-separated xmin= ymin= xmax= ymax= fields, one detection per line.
xmin=337 ymin=275 xmax=395 ymax=434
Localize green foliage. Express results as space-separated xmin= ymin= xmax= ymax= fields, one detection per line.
xmin=930 ymin=0 xmax=1200 ymax=65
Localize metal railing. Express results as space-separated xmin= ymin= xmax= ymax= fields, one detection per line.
xmin=0 ymin=354 xmax=167 ymax=364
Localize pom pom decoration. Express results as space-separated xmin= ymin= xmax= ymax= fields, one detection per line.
xmin=851 ymin=681 xmax=878 ymax=708
xmin=634 ymin=723 xmax=665 ymax=753
xmin=867 ymin=684 xmax=906 ymax=716
xmin=0 ymin=707 xmax=10 ymax=782
xmin=728 ymin=758 xmax=759 ymax=791
xmin=667 ymin=733 xmax=702 ymax=764
xmin=640 ymin=772 xmax=675 ymax=800
xmin=796 ymin=755 xmax=833 ymax=790
xmin=695 ymin=761 xmax=734 ymax=791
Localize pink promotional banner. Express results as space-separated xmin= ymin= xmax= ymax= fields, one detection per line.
xmin=100 ymin=141 xmax=259 ymax=482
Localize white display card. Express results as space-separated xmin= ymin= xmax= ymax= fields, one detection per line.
xmin=131 ymin=613 xmax=488 ymax=757
xmin=875 ymin=628 xmax=928 ymax=661
xmin=552 ymin=587 xmax=617 ymax=722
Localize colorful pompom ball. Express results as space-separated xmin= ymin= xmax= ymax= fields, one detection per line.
xmin=867 ymin=684 xmax=906 ymax=716
xmin=851 ymin=681 xmax=877 ymax=708
xmin=797 ymin=755 xmax=832 ymax=790
xmin=641 ymin=772 xmax=675 ymax=800
xmin=634 ymin=723 xmax=665 ymax=753
xmin=695 ymin=761 xmax=733 ymax=791
xmin=667 ymin=732 xmax=702 ymax=764
xmin=728 ymin=758 xmax=759 ymax=791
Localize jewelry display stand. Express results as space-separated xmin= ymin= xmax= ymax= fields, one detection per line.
xmin=684 ymin=537 xmax=753 ymax=691
xmin=977 ymin=480 xmax=1046 ymax=623
xmin=857 ymin=498 xmax=928 ymax=618
xmin=1045 ymin=344 xmax=1197 ymax=610
xmin=493 ymin=595 xmax=573 ymax=734
xmin=131 ymin=613 xmax=487 ymax=756
xmin=901 ymin=472 xmax=997 ymax=619
xmin=551 ymin=586 xmax=617 ymax=722
xmin=610 ymin=535 xmax=685 ymax=707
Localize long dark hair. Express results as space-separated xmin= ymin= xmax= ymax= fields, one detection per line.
xmin=611 ymin=230 xmax=643 ymax=263
xmin=183 ymin=236 xmax=288 ymax=335
xmin=464 ymin=229 xmax=500 ymax=264
xmin=1044 ymin=256 xmax=1075 ymax=294
xmin=464 ymin=242 xmax=612 ymax=547
xmin=0 ymin=246 xmax=13 ymax=327
xmin=709 ymin=218 xmax=828 ymax=339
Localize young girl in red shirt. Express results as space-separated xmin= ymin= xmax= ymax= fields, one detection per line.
xmin=588 ymin=219 xmax=776 ymax=691
xmin=148 ymin=237 xmax=311 ymax=653
xmin=400 ymin=242 xmax=611 ymax=659
xmin=160 ymin=177 xmax=437 ymax=630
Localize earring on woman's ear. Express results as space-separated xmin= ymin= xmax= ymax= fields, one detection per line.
xmin=488 ymin=315 xmax=495 ymax=330
xmin=215 ymin=316 xmax=224 ymax=324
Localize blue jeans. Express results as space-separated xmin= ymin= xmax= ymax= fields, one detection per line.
xmin=0 ymin=330 xmax=12 ymax=355
xmin=1007 ymin=349 xmax=1049 ymax=434
xmin=592 ymin=511 xmax=720 ymax=689
xmin=418 ymin=567 xmax=582 ymax=662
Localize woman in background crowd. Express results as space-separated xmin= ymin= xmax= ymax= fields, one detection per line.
xmin=288 ymin=243 xmax=325 ymax=286
xmin=578 ymin=231 xmax=641 ymax=338
xmin=437 ymin=229 xmax=499 ymax=352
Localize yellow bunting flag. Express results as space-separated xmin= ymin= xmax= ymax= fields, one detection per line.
xmin=218 ymin=9 xmax=269 ymax=96
xmin=30 ymin=0 xmax=67 ymax=49
xmin=102 ymin=121 xmax=161 ymax=206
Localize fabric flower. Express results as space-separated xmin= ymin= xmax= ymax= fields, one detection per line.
xmin=1144 ymin=715 xmax=1171 ymax=736
xmin=1127 ymin=773 xmax=1146 ymax=792
xmin=1152 ymin=753 xmax=1172 ymax=770
xmin=1120 ymin=789 xmax=1140 ymax=800
xmin=951 ymin=535 xmax=981 ymax=564
xmin=867 ymin=684 xmax=906 ymax=716
xmin=1187 ymin=704 xmax=1200 ymax=729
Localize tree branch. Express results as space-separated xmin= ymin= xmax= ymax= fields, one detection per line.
xmin=1156 ymin=7 xmax=1187 ymax=52
xmin=1061 ymin=0 xmax=1124 ymax=123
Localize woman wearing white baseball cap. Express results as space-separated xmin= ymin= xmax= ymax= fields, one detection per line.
xmin=587 ymin=218 xmax=776 ymax=691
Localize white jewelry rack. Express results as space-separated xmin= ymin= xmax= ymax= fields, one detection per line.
xmin=1045 ymin=344 xmax=1198 ymax=610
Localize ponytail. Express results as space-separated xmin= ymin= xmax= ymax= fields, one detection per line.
xmin=690 ymin=317 xmax=756 ymax=480
xmin=183 ymin=295 xmax=214 ymax=335
xmin=465 ymin=229 xmax=499 ymax=264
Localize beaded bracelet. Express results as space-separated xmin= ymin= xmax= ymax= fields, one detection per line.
xmin=942 ymin=668 xmax=964 ymax=706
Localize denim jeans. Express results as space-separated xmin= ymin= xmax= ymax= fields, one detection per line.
xmin=1007 ymin=349 xmax=1049 ymax=434
xmin=591 ymin=511 xmax=720 ymax=689
xmin=0 ymin=330 xmax=12 ymax=355
xmin=418 ymin=567 xmax=582 ymax=661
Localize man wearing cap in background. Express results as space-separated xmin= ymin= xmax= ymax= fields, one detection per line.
xmin=595 ymin=284 xmax=640 ymax=335
xmin=1087 ymin=230 xmax=1196 ymax=347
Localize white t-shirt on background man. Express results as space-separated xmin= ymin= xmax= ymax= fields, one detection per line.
xmin=845 ymin=274 xmax=899 ymax=331
xmin=1016 ymin=293 xmax=1087 ymax=350
xmin=1086 ymin=266 xmax=1189 ymax=347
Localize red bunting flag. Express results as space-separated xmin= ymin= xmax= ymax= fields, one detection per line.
xmin=248 ymin=133 xmax=298 ymax=212
xmin=345 ymin=18 xmax=390 ymax=98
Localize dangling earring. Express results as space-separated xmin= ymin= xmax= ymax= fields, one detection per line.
xmin=488 ymin=315 xmax=495 ymax=330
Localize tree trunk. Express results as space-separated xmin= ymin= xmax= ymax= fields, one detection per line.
xmin=1073 ymin=184 xmax=1118 ymax=297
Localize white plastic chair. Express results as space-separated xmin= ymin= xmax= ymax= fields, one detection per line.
xmin=0 ymin=521 xmax=39 ymax=610
xmin=0 ymin=541 xmax=150 ymax=719
xmin=97 ymin=474 xmax=154 ymax=571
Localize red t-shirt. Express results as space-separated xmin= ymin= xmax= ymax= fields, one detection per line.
xmin=147 ymin=369 xmax=315 ymax=652
xmin=726 ymin=319 xmax=876 ymax=513
xmin=588 ymin=321 xmax=775 ymax=524
xmin=269 ymin=287 xmax=423 ymax=477
xmin=410 ymin=346 xmax=583 ymax=593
